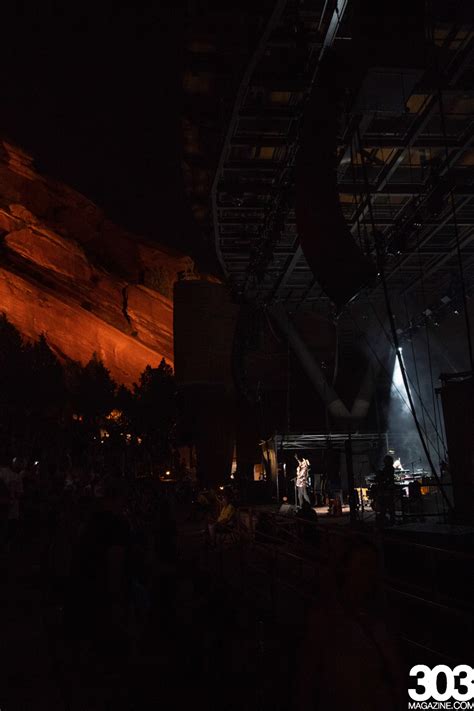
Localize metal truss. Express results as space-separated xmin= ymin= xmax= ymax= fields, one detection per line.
xmin=211 ymin=0 xmax=474 ymax=318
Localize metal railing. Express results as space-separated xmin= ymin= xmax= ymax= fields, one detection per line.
xmin=201 ymin=506 xmax=474 ymax=665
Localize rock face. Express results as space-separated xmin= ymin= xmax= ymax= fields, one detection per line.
xmin=0 ymin=141 xmax=194 ymax=385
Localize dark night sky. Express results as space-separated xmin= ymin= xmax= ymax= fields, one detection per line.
xmin=2 ymin=1 xmax=196 ymax=253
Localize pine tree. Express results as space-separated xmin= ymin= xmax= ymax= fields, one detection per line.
xmin=133 ymin=359 xmax=176 ymax=465
xmin=76 ymin=353 xmax=116 ymax=423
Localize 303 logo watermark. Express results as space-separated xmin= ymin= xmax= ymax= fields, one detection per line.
xmin=408 ymin=665 xmax=474 ymax=709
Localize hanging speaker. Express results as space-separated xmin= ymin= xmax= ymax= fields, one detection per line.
xmin=296 ymin=54 xmax=377 ymax=310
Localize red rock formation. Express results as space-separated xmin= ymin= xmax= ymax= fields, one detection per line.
xmin=0 ymin=141 xmax=194 ymax=385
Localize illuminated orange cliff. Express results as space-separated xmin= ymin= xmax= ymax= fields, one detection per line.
xmin=0 ymin=141 xmax=194 ymax=385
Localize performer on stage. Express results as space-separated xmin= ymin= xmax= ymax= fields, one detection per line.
xmin=295 ymin=453 xmax=311 ymax=508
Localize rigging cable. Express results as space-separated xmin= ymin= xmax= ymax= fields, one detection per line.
xmin=286 ymin=310 xmax=291 ymax=437
xmin=402 ymin=145 xmax=428 ymax=437
xmin=427 ymin=4 xmax=474 ymax=372
xmin=437 ymin=89 xmax=474 ymax=373
xmin=400 ymin=141 xmax=444 ymax=460
xmin=414 ymin=225 xmax=446 ymax=460
xmin=350 ymin=308 xmax=444 ymax=458
xmin=384 ymin=153 xmax=443 ymax=458
xmin=350 ymin=136 xmax=364 ymax=252
xmin=356 ymin=126 xmax=453 ymax=511
xmin=367 ymin=280 xmax=446 ymax=452
xmin=402 ymin=295 xmax=428 ymax=436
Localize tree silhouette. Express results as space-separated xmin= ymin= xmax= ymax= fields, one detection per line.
xmin=0 ymin=314 xmax=29 ymax=453
xmin=0 ymin=314 xmax=178 ymax=474
xmin=75 ymin=353 xmax=116 ymax=423
xmin=26 ymin=335 xmax=65 ymax=417
xmin=133 ymin=359 xmax=176 ymax=465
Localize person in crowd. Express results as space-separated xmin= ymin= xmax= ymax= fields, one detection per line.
xmin=297 ymin=536 xmax=404 ymax=710
xmin=0 ymin=474 xmax=10 ymax=552
xmin=196 ymin=487 xmax=220 ymax=523
xmin=296 ymin=500 xmax=317 ymax=524
xmin=295 ymin=500 xmax=319 ymax=546
xmin=153 ymin=482 xmax=177 ymax=564
xmin=65 ymin=475 xmax=132 ymax=669
xmin=439 ymin=458 xmax=450 ymax=481
xmin=295 ymin=453 xmax=311 ymax=508
xmin=0 ymin=457 xmax=24 ymax=549
xmin=21 ymin=460 xmax=41 ymax=542
xmin=149 ymin=482 xmax=178 ymax=640
xmin=408 ymin=478 xmax=425 ymax=522
xmin=207 ymin=487 xmax=236 ymax=546
xmin=375 ymin=455 xmax=396 ymax=527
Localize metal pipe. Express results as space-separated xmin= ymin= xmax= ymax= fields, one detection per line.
xmin=350 ymin=326 xmax=386 ymax=419
xmin=270 ymin=305 xmax=351 ymax=419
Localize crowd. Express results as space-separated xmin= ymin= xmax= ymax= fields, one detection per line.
xmin=1 ymin=455 xmax=407 ymax=710
xmin=0 ymin=456 xmax=181 ymax=682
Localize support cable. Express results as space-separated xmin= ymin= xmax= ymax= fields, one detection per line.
xmin=286 ymin=311 xmax=291 ymax=437
xmin=427 ymin=2 xmax=474 ymax=372
xmin=351 ymin=310 xmax=444 ymax=458
xmin=356 ymin=127 xmax=453 ymax=511
xmin=368 ymin=271 xmax=451 ymax=510
xmin=385 ymin=153 xmax=444 ymax=459
xmin=367 ymin=299 xmax=445 ymax=453
xmin=414 ymin=228 xmax=445 ymax=461
xmin=437 ymin=87 xmax=474 ymax=373
xmin=435 ymin=389 xmax=448 ymax=458
xmin=352 ymin=126 xmax=444 ymax=450
xmin=403 ymin=292 xmax=428 ymax=436
xmin=397 ymin=138 xmax=444 ymax=460
xmin=349 ymin=137 xmax=363 ymax=251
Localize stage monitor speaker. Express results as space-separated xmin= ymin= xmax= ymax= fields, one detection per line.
xmin=279 ymin=503 xmax=297 ymax=516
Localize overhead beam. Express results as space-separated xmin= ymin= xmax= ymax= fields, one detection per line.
xmin=270 ymin=245 xmax=303 ymax=299
xmin=402 ymin=228 xmax=474 ymax=295
xmin=232 ymin=134 xmax=469 ymax=150
xmin=349 ymin=41 xmax=474 ymax=237
xmin=211 ymin=0 xmax=289 ymax=277
xmin=383 ymin=196 xmax=474 ymax=285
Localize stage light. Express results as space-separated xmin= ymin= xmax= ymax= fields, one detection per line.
xmin=166 ymin=470 xmax=170 ymax=476
xmin=391 ymin=350 xmax=410 ymax=413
